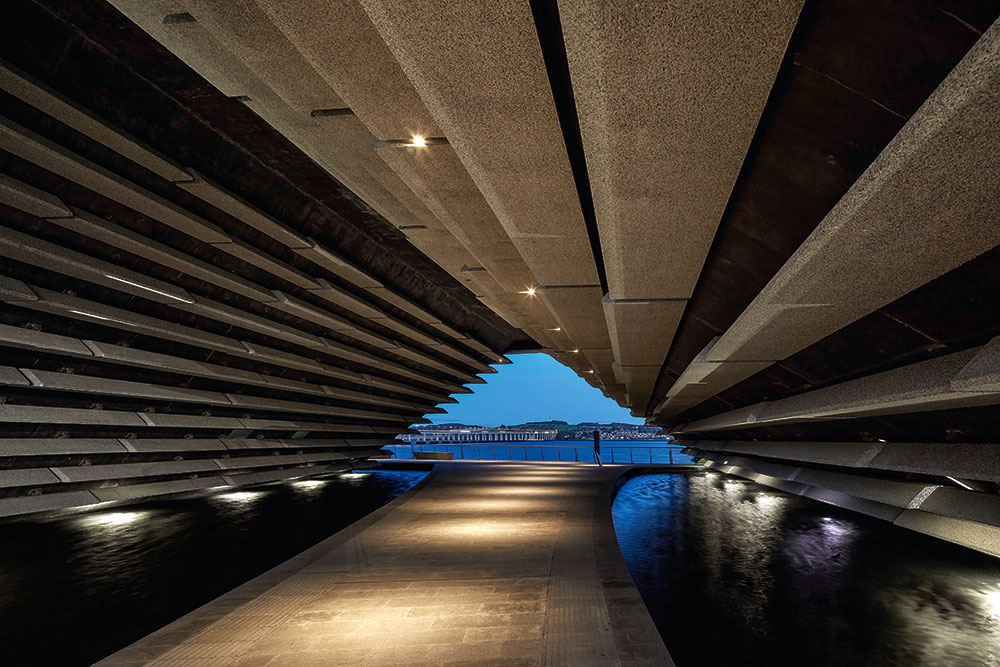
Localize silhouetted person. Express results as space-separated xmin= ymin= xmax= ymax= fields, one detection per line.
xmin=594 ymin=429 xmax=602 ymax=467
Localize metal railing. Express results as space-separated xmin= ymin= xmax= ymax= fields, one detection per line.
xmin=383 ymin=443 xmax=699 ymax=465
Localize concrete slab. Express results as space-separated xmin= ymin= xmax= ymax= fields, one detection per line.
xmin=561 ymin=0 xmax=802 ymax=300
xmin=97 ymin=462 xmax=673 ymax=666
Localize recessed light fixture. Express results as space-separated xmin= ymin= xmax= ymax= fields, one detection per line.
xmin=571 ymin=349 xmax=579 ymax=353
xmin=946 ymin=475 xmax=974 ymax=491
xmin=547 ymin=327 xmax=561 ymax=331
xmin=520 ymin=287 xmax=536 ymax=296
xmin=373 ymin=137 xmax=449 ymax=149
xmin=104 ymin=275 xmax=195 ymax=303
xmin=68 ymin=310 xmax=137 ymax=327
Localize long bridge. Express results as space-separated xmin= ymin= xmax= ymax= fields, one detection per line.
xmin=398 ymin=428 xmax=558 ymax=444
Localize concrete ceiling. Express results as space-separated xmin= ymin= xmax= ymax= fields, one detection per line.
xmin=58 ymin=0 xmax=1000 ymax=421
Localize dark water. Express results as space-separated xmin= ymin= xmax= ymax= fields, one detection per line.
xmin=0 ymin=469 xmax=427 ymax=666
xmin=388 ymin=439 xmax=697 ymax=464
xmin=613 ymin=471 xmax=1000 ymax=667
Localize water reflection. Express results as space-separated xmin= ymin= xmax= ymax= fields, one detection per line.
xmin=613 ymin=472 xmax=1000 ymax=667
xmin=214 ymin=490 xmax=265 ymax=503
xmin=0 ymin=468 xmax=427 ymax=666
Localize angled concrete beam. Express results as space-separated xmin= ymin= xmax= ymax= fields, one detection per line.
xmin=676 ymin=338 xmax=1000 ymax=433
xmin=658 ymin=21 xmax=1000 ymax=418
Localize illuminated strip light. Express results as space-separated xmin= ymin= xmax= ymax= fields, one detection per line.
xmin=104 ymin=275 xmax=195 ymax=303
xmin=946 ymin=475 xmax=974 ymax=491
xmin=67 ymin=309 xmax=138 ymax=327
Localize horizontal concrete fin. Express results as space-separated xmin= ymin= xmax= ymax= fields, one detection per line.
xmin=0 ymin=404 xmax=147 ymax=426
xmin=0 ymin=116 xmax=228 ymax=243
xmin=21 ymin=368 xmax=230 ymax=405
xmin=802 ymin=487 xmax=905 ymax=522
xmin=0 ymin=61 xmax=190 ymax=182
xmin=0 ymin=438 xmax=128 ymax=456
xmin=0 ymin=490 xmax=100 ymax=518
xmin=917 ymin=487 xmax=1000 ymax=530
xmin=895 ymin=510 xmax=1000 ymax=559
xmin=0 ymin=467 xmax=61 ymax=488
xmin=179 ymin=169 xmax=311 ymax=248
xmin=0 ymin=322 xmax=94 ymax=356
xmin=0 ymin=172 xmax=71 ymax=217
xmin=792 ymin=468 xmax=932 ymax=508
xmin=53 ymin=211 xmax=276 ymax=302
xmin=868 ymin=442 xmax=1000 ymax=483
xmin=678 ymin=344 xmax=1000 ymax=433
xmin=213 ymin=454 xmax=307 ymax=470
xmin=90 ymin=476 xmax=230 ymax=503
xmin=52 ymin=459 xmax=221 ymax=482
xmin=119 ymin=438 xmax=227 ymax=453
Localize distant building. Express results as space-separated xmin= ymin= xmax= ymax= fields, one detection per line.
xmin=398 ymin=428 xmax=558 ymax=444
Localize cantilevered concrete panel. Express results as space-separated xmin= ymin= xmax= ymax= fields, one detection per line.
xmin=357 ymin=0 xmax=600 ymax=290
xmin=603 ymin=298 xmax=685 ymax=367
xmin=676 ymin=340 xmax=1000 ymax=433
xmin=538 ymin=287 xmax=611 ymax=351
xmin=708 ymin=23 xmax=1000 ymax=364
xmin=657 ymin=21 xmax=1000 ymax=418
xmin=561 ymin=0 xmax=802 ymax=300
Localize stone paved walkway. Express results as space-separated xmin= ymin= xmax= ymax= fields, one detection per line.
xmin=97 ymin=462 xmax=674 ymax=666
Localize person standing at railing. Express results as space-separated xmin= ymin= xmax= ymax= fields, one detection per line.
xmin=594 ymin=430 xmax=602 ymax=467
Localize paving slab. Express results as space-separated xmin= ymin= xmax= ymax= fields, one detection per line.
xmin=96 ymin=462 xmax=673 ymax=666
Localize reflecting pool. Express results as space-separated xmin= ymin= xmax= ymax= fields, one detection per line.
xmin=613 ymin=471 xmax=1000 ymax=667
xmin=0 ymin=469 xmax=427 ymax=666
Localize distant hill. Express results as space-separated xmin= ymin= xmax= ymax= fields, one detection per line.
xmin=423 ymin=420 xmax=671 ymax=441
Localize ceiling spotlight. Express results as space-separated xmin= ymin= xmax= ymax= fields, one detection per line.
xmin=520 ymin=287 xmax=536 ymax=296
xmin=409 ymin=135 xmax=426 ymax=147
xmin=571 ymin=349 xmax=579 ymax=353
xmin=547 ymin=327 xmax=561 ymax=331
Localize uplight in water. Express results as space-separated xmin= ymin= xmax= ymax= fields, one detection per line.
xmin=292 ymin=479 xmax=326 ymax=489
xmin=755 ymin=494 xmax=782 ymax=511
xmin=81 ymin=511 xmax=146 ymax=528
xmin=983 ymin=589 xmax=1000 ymax=618
xmin=216 ymin=491 xmax=263 ymax=503
xmin=341 ymin=472 xmax=371 ymax=480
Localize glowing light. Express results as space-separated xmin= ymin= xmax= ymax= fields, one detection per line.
xmin=519 ymin=287 xmax=536 ymax=296
xmin=68 ymin=310 xmax=136 ymax=326
xmin=571 ymin=349 xmax=579 ymax=353
xmin=216 ymin=491 xmax=263 ymax=503
xmin=755 ymin=494 xmax=781 ymax=511
xmin=82 ymin=511 xmax=145 ymax=527
xmin=983 ymin=589 xmax=1000 ymax=618
xmin=409 ymin=135 xmax=426 ymax=147
xmin=946 ymin=476 xmax=974 ymax=491
xmin=340 ymin=472 xmax=372 ymax=480
xmin=103 ymin=275 xmax=195 ymax=303
xmin=547 ymin=327 xmax=561 ymax=331
xmin=292 ymin=479 xmax=326 ymax=489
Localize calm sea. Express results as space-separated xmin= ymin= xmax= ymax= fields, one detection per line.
xmin=386 ymin=439 xmax=697 ymax=464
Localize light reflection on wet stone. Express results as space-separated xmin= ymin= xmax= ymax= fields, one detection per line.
xmin=613 ymin=472 xmax=1000 ymax=667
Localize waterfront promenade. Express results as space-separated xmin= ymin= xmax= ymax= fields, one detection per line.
xmin=97 ymin=462 xmax=674 ymax=666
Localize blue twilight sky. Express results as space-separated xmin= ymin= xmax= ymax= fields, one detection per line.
xmin=427 ymin=353 xmax=644 ymax=426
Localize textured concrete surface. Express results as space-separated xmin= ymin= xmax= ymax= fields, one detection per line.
xmin=707 ymin=19 xmax=1000 ymax=365
xmin=96 ymin=462 xmax=673 ymax=667
xmin=561 ymin=0 xmax=802 ymax=301
xmin=676 ymin=342 xmax=1000 ymax=433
